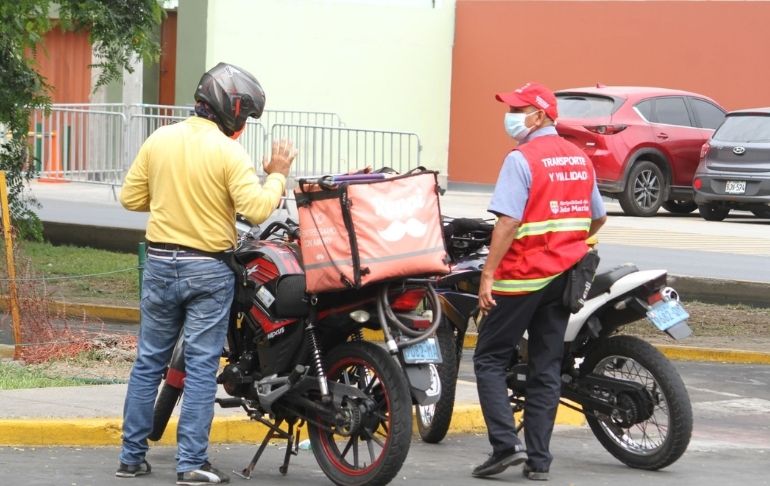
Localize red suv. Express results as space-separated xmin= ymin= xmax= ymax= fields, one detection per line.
xmin=555 ymin=86 xmax=726 ymax=216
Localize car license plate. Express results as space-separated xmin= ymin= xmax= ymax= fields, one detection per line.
xmin=646 ymin=300 xmax=690 ymax=332
xmin=402 ymin=337 xmax=442 ymax=364
xmin=725 ymin=180 xmax=746 ymax=194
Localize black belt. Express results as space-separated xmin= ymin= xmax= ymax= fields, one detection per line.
xmin=146 ymin=242 xmax=227 ymax=260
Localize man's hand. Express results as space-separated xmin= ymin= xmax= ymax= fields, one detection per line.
xmin=263 ymin=139 xmax=297 ymax=177
xmin=478 ymin=272 xmax=497 ymax=312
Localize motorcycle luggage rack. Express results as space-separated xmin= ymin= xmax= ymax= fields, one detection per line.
xmin=234 ymin=417 xmax=304 ymax=479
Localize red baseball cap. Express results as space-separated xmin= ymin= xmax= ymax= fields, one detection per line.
xmin=496 ymin=82 xmax=558 ymax=120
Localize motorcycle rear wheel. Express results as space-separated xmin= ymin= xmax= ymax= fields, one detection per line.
xmin=149 ymin=381 xmax=182 ymax=441
xmin=582 ymin=335 xmax=692 ymax=470
xmin=308 ymin=341 xmax=412 ymax=486
xmin=415 ymin=318 xmax=458 ymax=443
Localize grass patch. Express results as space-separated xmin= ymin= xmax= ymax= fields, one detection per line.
xmin=5 ymin=241 xmax=140 ymax=306
xmin=0 ymin=360 xmax=113 ymax=389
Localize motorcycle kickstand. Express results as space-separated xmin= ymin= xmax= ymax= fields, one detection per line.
xmin=279 ymin=421 xmax=301 ymax=475
xmin=234 ymin=418 xmax=286 ymax=480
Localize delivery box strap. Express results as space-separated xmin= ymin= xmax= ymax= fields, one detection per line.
xmin=303 ymin=245 xmax=447 ymax=271
xmin=305 ymin=195 xmax=362 ymax=288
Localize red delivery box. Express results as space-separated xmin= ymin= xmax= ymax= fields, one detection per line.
xmin=294 ymin=170 xmax=450 ymax=293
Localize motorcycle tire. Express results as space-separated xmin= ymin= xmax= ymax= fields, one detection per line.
xmin=148 ymin=381 xmax=182 ymax=441
xmin=582 ymin=335 xmax=692 ymax=470
xmin=415 ymin=318 xmax=458 ymax=444
xmin=308 ymin=341 xmax=412 ymax=486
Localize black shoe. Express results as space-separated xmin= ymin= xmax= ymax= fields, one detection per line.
xmin=523 ymin=462 xmax=550 ymax=481
xmin=177 ymin=461 xmax=230 ymax=485
xmin=115 ymin=460 xmax=151 ymax=478
xmin=472 ymin=444 xmax=528 ymax=478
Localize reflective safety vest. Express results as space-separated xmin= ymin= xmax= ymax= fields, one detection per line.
xmin=492 ymin=135 xmax=595 ymax=295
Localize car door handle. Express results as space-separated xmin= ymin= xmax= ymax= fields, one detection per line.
xmin=657 ymin=132 xmax=669 ymax=140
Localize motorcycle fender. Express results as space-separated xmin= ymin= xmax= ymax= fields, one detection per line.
xmin=404 ymin=364 xmax=441 ymax=406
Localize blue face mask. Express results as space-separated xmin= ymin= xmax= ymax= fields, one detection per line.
xmin=504 ymin=111 xmax=538 ymax=141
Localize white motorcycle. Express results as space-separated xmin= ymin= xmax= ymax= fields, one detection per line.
xmin=425 ymin=218 xmax=693 ymax=470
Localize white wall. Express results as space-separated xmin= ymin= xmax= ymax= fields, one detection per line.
xmin=204 ymin=0 xmax=455 ymax=174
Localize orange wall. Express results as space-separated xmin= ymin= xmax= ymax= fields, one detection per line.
xmin=448 ymin=1 xmax=770 ymax=185
xmin=33 ymin=27 xmax=92 ymax=103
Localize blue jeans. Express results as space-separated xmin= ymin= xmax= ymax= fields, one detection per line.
xmin=119 ymin=255 xmax=234 ymax=473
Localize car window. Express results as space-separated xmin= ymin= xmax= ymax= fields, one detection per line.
xmin=713 ymin=115 xmax=770 ymax=143
xmin=635 ymin=100 xmax=654 ymax=121
xmin=690 ymin=98 xmax=725 ymax=130
xmin=652 ymin=97 xmax=692 ymax=127
xmin=556 ymin=95 xmax=616 ymax=118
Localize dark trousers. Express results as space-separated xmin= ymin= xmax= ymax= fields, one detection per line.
xmin=473 ymin=273 xmax=569 ymax=470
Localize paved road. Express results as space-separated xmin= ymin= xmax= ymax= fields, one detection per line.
xmin=2 ymin=360 xmax=768 ymax=484
xmin=29 ymin=181 xmax=770 ymax=283
xmin=1 ymin=429 xmax=768 ymax=486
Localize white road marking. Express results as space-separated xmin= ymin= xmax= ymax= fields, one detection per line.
xmin=693 ymin=398 xmax=770 ymax=415
xmin=687 ymin=386 xmax=742 ymax=398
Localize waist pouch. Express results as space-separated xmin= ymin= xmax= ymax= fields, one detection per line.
xmin=218 ymin=251 xmax=257 ymax=313
xmin=562 ymin=248 xmax=600 ymax=313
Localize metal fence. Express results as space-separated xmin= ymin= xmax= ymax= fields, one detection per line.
xmin=272 ymin=124 xmax=421 ymax=177
xmin=29 ymin=104 xmax=418 ymax=184
xmin=29 ymin=106 xmax=127 ymax=184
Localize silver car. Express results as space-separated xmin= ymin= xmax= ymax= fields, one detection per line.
xmin=693 ymin=108 xmax=770 ymax=221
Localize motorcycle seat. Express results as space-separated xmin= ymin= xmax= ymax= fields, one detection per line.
xmin=587 ymin=264 xmax=639 ymax=299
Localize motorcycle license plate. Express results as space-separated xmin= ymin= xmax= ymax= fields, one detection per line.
xmin=646 ymin=300 xmax=689 ymax=331
xmin=402 ymin=337 xmax=442 ymax=364
xmin=725 ymin=180 xmax=746 ymax=194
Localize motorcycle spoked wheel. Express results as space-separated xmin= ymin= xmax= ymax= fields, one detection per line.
xmin=149 ymin=381 xmax=182 ymax=441
xmin=308 ymin=341 xmax=412 ymax=486
xmin=415 ymin=318 xmax=459 ymax=443
xmin=582 ymin=335 xmax=693 ymax=470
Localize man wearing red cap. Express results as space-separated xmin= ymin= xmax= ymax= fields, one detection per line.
xmin=472 ymin=82 xmax=607 ymax=480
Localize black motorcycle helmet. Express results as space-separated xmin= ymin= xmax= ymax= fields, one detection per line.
xmin=194 ymin=62 xmax=266 ymax=136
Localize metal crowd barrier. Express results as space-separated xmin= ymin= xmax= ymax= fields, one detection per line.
xmin=29 ymin=106 xmax=127 ymax=184
xmin=29 ymin=104 xmax=418 ymax=185
xmin=271 ymin=123 xmax=422 ymax=177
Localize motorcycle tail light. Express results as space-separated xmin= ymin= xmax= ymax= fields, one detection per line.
xmin=409 ymin=318 xmax=432 ymax=330
xmin=390 ymin=288 xmax=426 ymax=312
xmin=647 ymin=292 xmax=664 ymax=305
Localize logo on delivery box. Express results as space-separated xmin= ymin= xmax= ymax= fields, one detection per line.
xmin=373 ymin=194 xmax=428 ymax=242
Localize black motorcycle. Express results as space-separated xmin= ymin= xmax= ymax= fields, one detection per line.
xmin=149 ymin=218 xmax=444 ymax=486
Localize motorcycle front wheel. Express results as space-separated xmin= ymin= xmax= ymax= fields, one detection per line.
xmin=582 ymin=335 xmax=692 ymax=470
xmin=308 ymin=341 xmax=412 ymax=486
xmin=415 ymin=318 xmax=458 ymax=443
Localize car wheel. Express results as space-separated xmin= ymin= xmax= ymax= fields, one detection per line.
xmin=698 ymin=203 xmax=730 ymax=221
xmin=751 ymin=207 xmax=770 ymax=218
xmin=619 ymin=160 xmax=666 ymax=217
xmin=662 ymin=200 xmax=697 ymax=214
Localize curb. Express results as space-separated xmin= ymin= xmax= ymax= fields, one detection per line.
xmin=3 ymin=300 xmax=769 ymax=365
xmin=0 ymin=403 xmax=587 ymax=447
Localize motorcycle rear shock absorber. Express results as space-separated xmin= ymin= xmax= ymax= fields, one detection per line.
xmin=305 ymin=303 xmax=330 ymax=401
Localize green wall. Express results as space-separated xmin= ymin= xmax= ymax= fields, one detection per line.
xmin=175 ymin=0 xmax=208 ymax=105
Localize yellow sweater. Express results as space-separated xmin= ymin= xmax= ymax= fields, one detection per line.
xmin=120 ymin=117 xmax=286 ymax=252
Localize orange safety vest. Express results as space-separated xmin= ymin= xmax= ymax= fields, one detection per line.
xmin=493 ymin=135 xmax=595 ymax=295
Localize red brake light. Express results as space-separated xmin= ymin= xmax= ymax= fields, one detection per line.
xmin=390 ymin=289 xmax=426 ymax=312
xmin=699 ymin=142 xmax=710 ymax=160
xmin=693 ymin=178 xmax=703 ymax=190
xmin=584 ymin=124 xmax=627 ymax=135
xmin=647 ymin=291 xmax=664 ymax=305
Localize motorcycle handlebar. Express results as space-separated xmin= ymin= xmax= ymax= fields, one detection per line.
xmin=258 ymin=219 xmax=300 ymax=241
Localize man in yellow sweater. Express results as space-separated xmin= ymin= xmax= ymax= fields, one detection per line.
xmin=116 ymin=62 xmax=296 ymax=485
